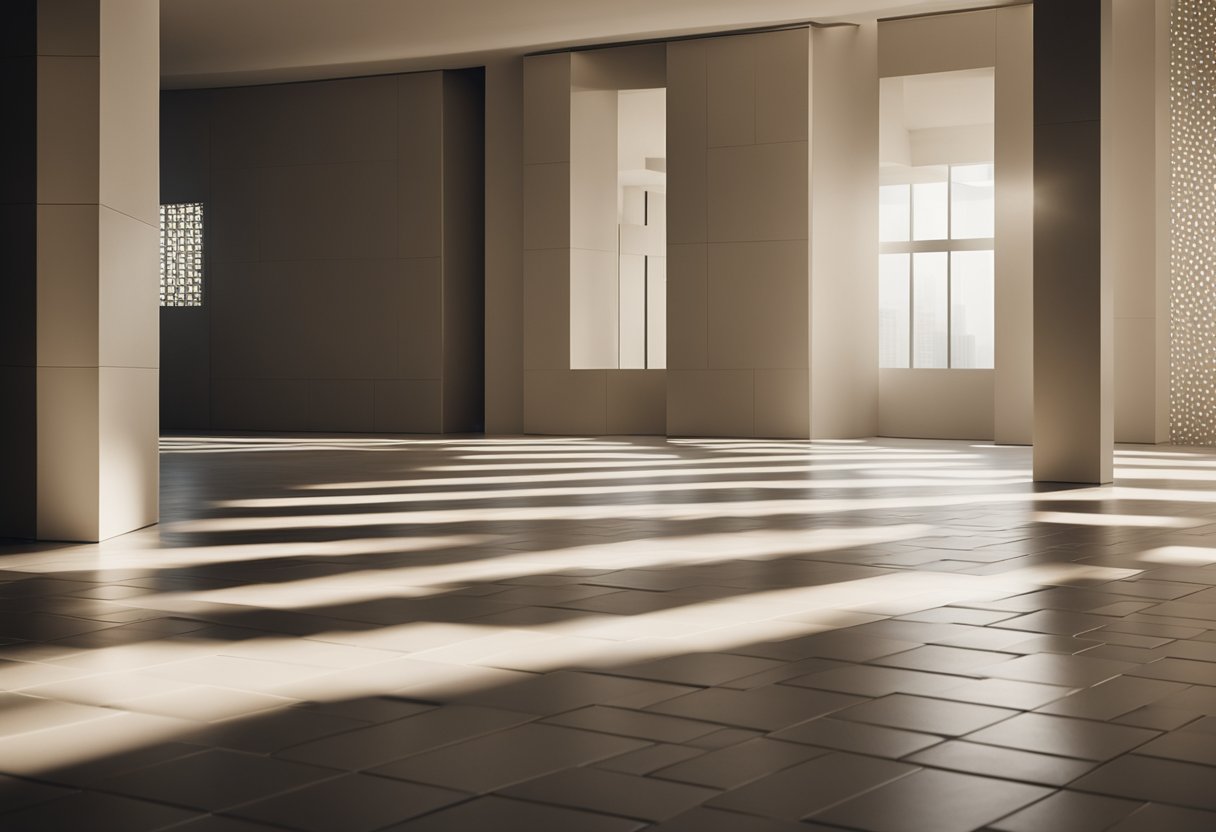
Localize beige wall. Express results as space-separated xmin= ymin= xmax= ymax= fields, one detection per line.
xmin=0 ymin=0 xmax=161 ymax=541
xmin=521 ymin=47 xmax=667 ymax=435
xmin=666 ymin=29 xmax=813 ymax=438
xmin=1109 ymin=0 xmax=1170 ymax=444
xmin=484 ymin=58 xmax=525 ymax=434
xmin=810 ymin=22 xmax=880 ymax=439
xmin=879 ymin=369 xmax=994 ymax=439
xmin=876 ymin=9 xmax=1032 ymax=445
xmin=160 ymin=69 xmax=484 ymax=434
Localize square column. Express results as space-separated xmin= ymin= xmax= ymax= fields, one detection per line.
xmin=1 ymin=0 xmax=159 ymax=541
xmin=1033 ymin=0 xmax=1113 ymax=483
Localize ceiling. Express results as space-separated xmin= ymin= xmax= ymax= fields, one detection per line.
xmin=160 ymin=0 xmax=1025 ymax=89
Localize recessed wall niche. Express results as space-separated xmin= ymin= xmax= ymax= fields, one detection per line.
xmin=569 ymin=57 xmax=667 ymax=370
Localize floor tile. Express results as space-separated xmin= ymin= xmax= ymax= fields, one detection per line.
xmin=1036 ymin=675 xmax=1187 ymax=720
xmin=0 ymin=792 xmax=198 ymax=832
xmin=119 ymin=687 xmax=299 ymax=722
xmin=989 ymin=790 xmax=1144 ymax=832
xmin=1107 ymin=803 xmax=1216 ymax=831
xmin=706 ymin=752 xmax=916 ymax=820
xmin=594 ymin=743 xmax=705 ymax=775
xmin=645 ymin=684 xmax=863 ymax=731
xmin=40 ymin=742 xmax=207 ymax=788
xmin=964 ymin=712 xmax=1159 ymax=760
xmin=381 ymin=795 xmax=644 ymax=831
xmin=993 ymin=610 xmax=1120 ymax=637
xmin=652 ymin=737 xmax=827 ymax=789
xmin=772 ymin=716 xmax=941 ymax=758
xmin=456 ymin=671 xmax=692 ymax=715
xmin=1127 ymin=657 xmax=1216 ymax=685
xmin=1072 ymin=754 xmax=1216 ymax=811
xmin=834 ymin=693 xmax=1018 ymax=736
xmin=0 ymin=693 xmax=118 ymax=738
xmin=370 ymin=723 xmax=645 ymax=792
xmin=153 ymin=817 xmax=284 ymax=832
xmin=686 ymin=727 xmax=764 ymax=748
xmin=97 ymin=749 xmax=336 ymax=811
xmin=0 ymin=773 xmax=75 ymax=813
xmin=649 ymin=807 xmax=819 ymax=831
xmin=6 ymin=436 xmax=1216 ymax=831
xmin=229 ymin=773 xmax=465 ymax=832
xmin=543 ymin=705 xmax=721 ymax=743
xmin=586 ymin=653 xmax=783 ymax=687
xmin=183 ymin=708 xmax=368 ymax=753
xmin=500 ymin=767 xmax=717 ymax=822
xmin=783 ymin=664 xmax=966 ymax=697
xmin=932 ymin=678 xmax=1075 ymax=710
xmin=980 ymin=653 xmax=1137 ymax=687
xmin=734 ymin=631 xmax=920 ymax=662
xmin=812 ymin=769 xmax=1051 ymax=832
xmin=277 ymin=705 xmax=531 ymax=769
xmin=872 ymin=645 xmax=1016 ymax=675
xmin=1133 ymin=729 xmax=1216 ymax=765
xmin=907 ymin=739 xmax=1098 ymax=786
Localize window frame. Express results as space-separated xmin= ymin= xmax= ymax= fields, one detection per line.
xmin=879 ymin=163 xmax=994 ymax=369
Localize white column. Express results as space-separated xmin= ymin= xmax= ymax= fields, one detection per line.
xmin=30 ymin=0 xmax=160 ymax=541
xmin=809 ymin=22 xmax=879 ymax=439
xmin=994 ymin=5 xmax=1035 ymax=445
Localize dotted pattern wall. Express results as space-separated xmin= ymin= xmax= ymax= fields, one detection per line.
xmin=160 ymin=202 xmax=204 ymax=307
xmin=1171 ymin=0 xmax=1216 ymax=444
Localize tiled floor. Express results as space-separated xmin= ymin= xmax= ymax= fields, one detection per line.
xmin=1 ymin=434 xmax=1216 ymax=830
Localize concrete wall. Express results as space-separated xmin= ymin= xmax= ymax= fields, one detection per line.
xmin=160 ymin=69 xmax=484 ymax=434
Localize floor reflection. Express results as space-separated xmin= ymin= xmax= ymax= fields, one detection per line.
xmin=0 ymin=436 xmax=1214 ymax=829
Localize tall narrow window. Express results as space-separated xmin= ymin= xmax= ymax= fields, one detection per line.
xmin=878 ymin=170 xmax=994 ymax=368
xmin=160 ymin=202 xmax=204 ymax=307
xmin=878 ymin=68 xmax=995 ymax=369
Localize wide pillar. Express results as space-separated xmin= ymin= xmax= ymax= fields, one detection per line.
xmin=1033 ymin=0 xmax=1113 ymax=483
xmin=0 ymin=0 xmax=159 ymax=541
xmin=666 ymin=29 xmax=815 ymax=438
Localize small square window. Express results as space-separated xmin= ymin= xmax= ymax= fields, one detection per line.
xmin=160 ymin=203 xmax=204 ymax=307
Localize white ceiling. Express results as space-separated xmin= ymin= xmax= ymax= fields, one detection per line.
xmin=160 ymin=0 xmax=1025 ymax=88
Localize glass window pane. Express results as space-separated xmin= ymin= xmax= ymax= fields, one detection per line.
xmin=879 ymin=254 xmax=910 ymax=368
xmin=951 ymin=250 xmax=995 ymax=369
xmin=913 ymin=252 xmax=948 ymax=368
xmin=879 ymin=184 xmax=910 ymax=242
xmin=912 ymin=173 xmax=948 ymax=241
xmin=951 ymin=163 xmax=995 ymax=239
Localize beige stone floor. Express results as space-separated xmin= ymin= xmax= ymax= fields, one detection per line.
xmin=0 ymin=434 xmax=1215 ymax=831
